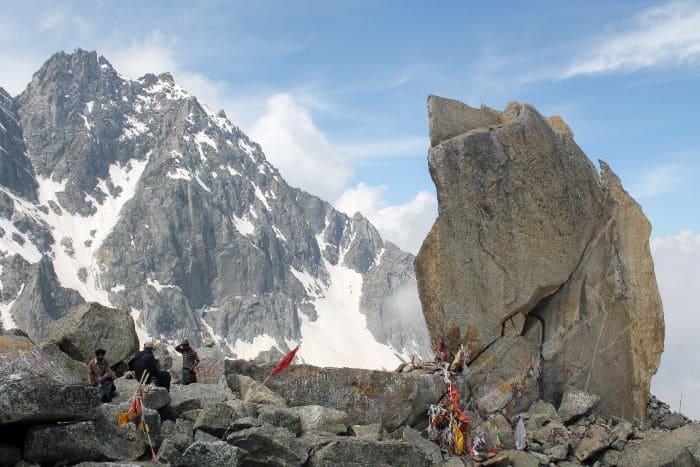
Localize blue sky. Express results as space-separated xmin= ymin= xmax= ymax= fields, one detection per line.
xmin=2 ymin=0 xmax=699 ymax=417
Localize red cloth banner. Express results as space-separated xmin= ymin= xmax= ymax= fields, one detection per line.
xmin=269 ymin=345 xmax=300 ymax=377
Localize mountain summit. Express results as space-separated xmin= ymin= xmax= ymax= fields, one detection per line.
xmin=0 ymin=49 xmax=432 ymax=368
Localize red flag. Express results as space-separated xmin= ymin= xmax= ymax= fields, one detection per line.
xmin=269 ymin=345 xmax=299 ymax=377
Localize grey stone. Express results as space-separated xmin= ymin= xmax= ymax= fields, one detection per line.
xmin=558 ymin=387 xmax=601 ymax=423
xmin=257 ymin=404 xmax=303 ymax=435
xmin=610 ymin=420 xmax=633 ymax=443
xmin=525 ymin=414 xmax=570 ymax=450
xmin=2 ymin=256 xmax=84 ymax=342
xmin=290 ymin=405 xmax=349 ymax=434
xmin=0 ymin=333 xmax=102 ymax=425
xmin=193 ymin=400 xmax=255 ymax=438
xmin=618 ymin=423 xmax=700 ymax=467
xmin=160 ymin=418 xmax=194 ymax=452
xmin=538 ymin=162 xmax=664 ymax=422
xmin=227 ymin=359 xmax=448 ymax=431
xmin=659 ymin=412 xmax=689 ymax=430
xmin=400 ymin=426 xmax=443 ymax=465
xmin=181 ymin=441 xmax=244 ymax=466
xmin=306 ymin=438 xmax=434 ymax=467
xmin=603 ymin=448 xmax=624 ymax=465
xmin=351 ymin=423 xmax=383 ymax=440
xmin=110 ymin=377 xmax=170 ymax=409
xmin=496 ymin=450 xmax=541 ymax=467
xmin=226 ymin=423 xmax=306 ymax=466
xmin=194 ymin=429 xmax=221 ymax=442
xmin=155 ymin=438 xmax=184 ymax=466
xmin=573 ymin=424 xmax=609 ymax=462
xmin=24 ymin=421 xmax=102 ymax=464
xmin=545 ymin=443 xmax=569 ymax=461
xmin=229 ymin=416 xmax=264 ymax=431
xmin=43 ymin=302 xmax=138 ymax=365
xmin=527 ymin=399 xmax=560 ymax=419
xmin=161 ymin=382 xmax=233 ymax=420
xmin=228 ymin=373 xmax=286 ymax=406
xmin=94 ymin=403 xmax=159 ymax=459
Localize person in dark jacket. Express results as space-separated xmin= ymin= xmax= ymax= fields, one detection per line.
xmin=175 ymin=339 xmax=200 ymax=385
xmin=129 ymin=342 xmax=170 ymax=391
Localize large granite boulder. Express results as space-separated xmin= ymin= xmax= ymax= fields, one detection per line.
xmin=43 ymin=302 xmax=139 ymax=364
xmin=226 ymin=359 xmax=447 ymax=431
xmin=226 ymin=423 xmax=307 ymax=466
xmin=24 ymin=421 xmax=103 ymax=464
xmin=617 ymin=424 xmax=700 ymax=467
xmin=0 ymin=333 xmax=101 ymax=425
xmin=306 ymin=438 xmax=435 ymax=467
xmin=181 ymin=441 xmax=244 ymax=466
xmin=110 ymin=376 xmax=171 ymax=409
xmin=416 ymin=97 xmax=605 ymax=358
xmin=415 ymin=96 xmax=664 ymax=420
xmin=537 ymin=162 xmax=664 ymax=420
xmin=160 ymin=382 xmax=235 ymax=420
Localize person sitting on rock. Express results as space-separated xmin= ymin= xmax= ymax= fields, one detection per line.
xmin=88 ymin=348 xmax=116 ymax=403
xmin=175 ymin=339 xmax=200 ymax=385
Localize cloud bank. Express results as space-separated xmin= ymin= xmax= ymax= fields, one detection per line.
xmin=335 ymin=183 xmax=436 ymax=255
xmin=650 ymin=230 xmax=700 ymax=419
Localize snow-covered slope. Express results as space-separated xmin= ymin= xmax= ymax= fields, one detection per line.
xmin=0 ymin=49 xmax=432 ymax=369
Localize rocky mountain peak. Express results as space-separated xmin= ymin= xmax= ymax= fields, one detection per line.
xmin=0 ymin=50 xmax=432 ymax=369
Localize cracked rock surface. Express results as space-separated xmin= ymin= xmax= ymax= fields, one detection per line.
xmin=415 ymin=96 xmax=664 ymax=421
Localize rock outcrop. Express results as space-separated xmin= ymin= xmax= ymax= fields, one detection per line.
xmin=1 ymin=323 xmax=696 ymax=466
xmin=43 ymin=302 xmax=139 ymax=365
xmin=226 ymin=359 xmax=464 ymax=431
xmin=415 ymin=96 xmax=664 ymax=420
xmin=0 ymin=333 xmax=101 ymax=425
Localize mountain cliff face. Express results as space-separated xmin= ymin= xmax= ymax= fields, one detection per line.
xmin=0 ymin=49 xmax=431 ymax=369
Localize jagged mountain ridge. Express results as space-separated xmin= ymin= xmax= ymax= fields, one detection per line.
xmin=0 ymin=49 xmax=431 ymax=368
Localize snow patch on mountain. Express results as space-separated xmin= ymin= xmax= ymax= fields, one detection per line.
xmin=230 ymin=333 xmax=280 ymax=360
xmin=0 ymin=216 xmax=42 ymax=263
xmin=0 ymin=283 xmax=22 ymax=330
xmin=296 ymin=257 xmax=403 ymax=369
xmin=36 ymin=156 xmax=148 ymax=302
xmin=232 ymin=213 xmax=255 ymax=236
xmin=168 ymin=168 xmax=192 ymax=181
xmin=252 ymin=183 xmax=271 ymax=211
xmin=130 ymin=308 xmax=151 ymax=346
xmin=147 ymin=277 xmax=181 ymax=293
xmin=272 ymin=226 xmax=287 ymax=242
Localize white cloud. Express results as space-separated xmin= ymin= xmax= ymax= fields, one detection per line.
xmin=335 ymin=183 xmax=436 ymax=254
xmin=629 ymin=163 xmax=684 ymax=198
xmin=250 ymin=93 xmax=353 ymax=201
xmin=650 ymin=230 xmax=700 ymax=420
xmin=563 ymin=1 xmax=700 ymax=78
xmin=105 ymin=31 xmax=239 ymax=122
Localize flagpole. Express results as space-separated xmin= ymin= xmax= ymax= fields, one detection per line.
xmin=243 ymin=345 xmax=299 ymax=402
xmin=244 ymin=373 xmax=272 ymax=402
